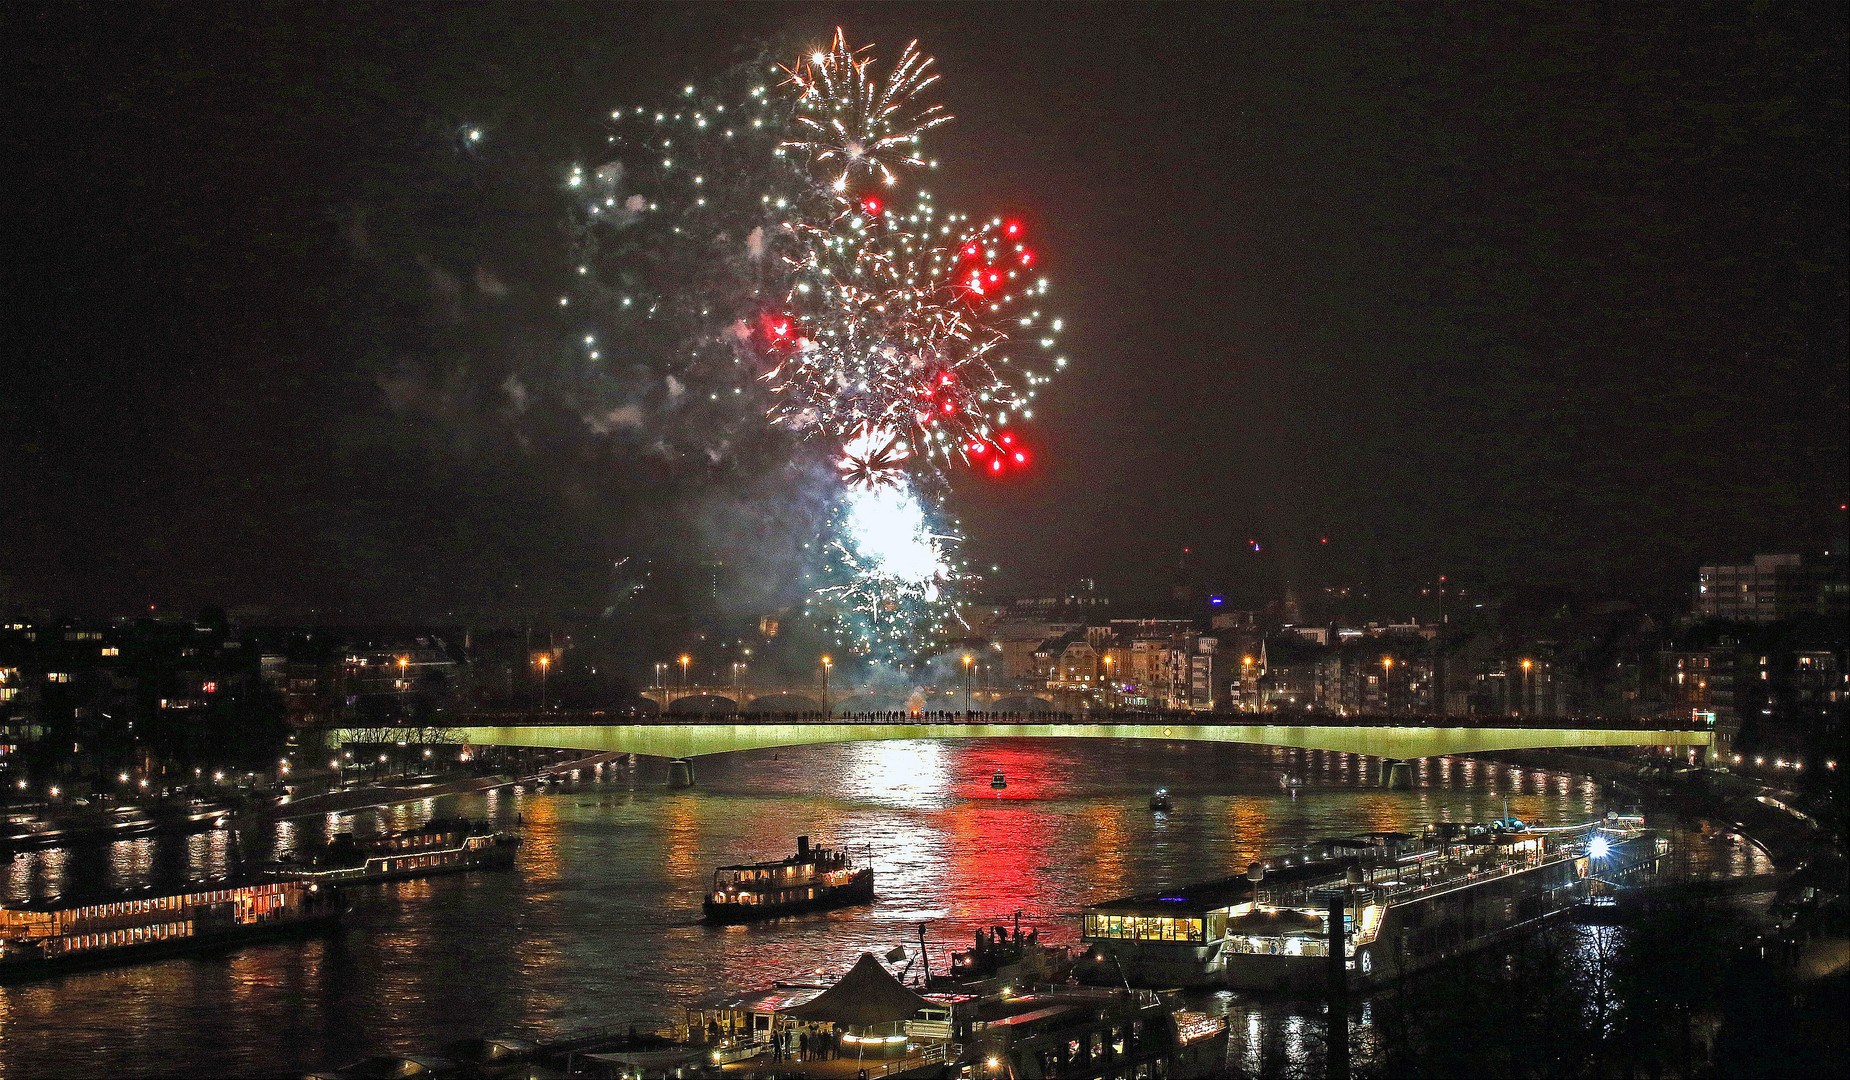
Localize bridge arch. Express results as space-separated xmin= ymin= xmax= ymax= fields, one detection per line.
xmin=988 ymin=693 xmax=1056 ymax=712
xmin=667 ymin=694 xmax=737 ymax=714
xmin=742 ymin=692 xmax=823 ymax=714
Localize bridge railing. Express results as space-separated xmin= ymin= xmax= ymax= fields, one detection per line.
xmin=331 ymin=709 xmax=1715 ymax=733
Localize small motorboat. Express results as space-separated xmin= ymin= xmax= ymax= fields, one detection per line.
xmin=1279 ymin=774 xmax=1304 ymax=792
xmin=1149 ymin=788 xmax=1172 ymax=812
xmin=991 ymin=771 xmax=1008 ymax=790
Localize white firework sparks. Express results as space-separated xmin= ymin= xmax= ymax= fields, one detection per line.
xmin=781 ymin=27 xmax=951 ymax=194
xmin=837 ymin=424 xmax=911 ymax=490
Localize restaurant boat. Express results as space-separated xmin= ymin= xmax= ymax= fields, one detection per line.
xmin=1077 ymin=821 xmax=1666 ymax=992
xmin=703 ymin=836 xmax=873 ymax=923
xmin=265 ymin=816 xmax=520 ymax=886
xmin=0 ymin=878 xmax=343 ymax=982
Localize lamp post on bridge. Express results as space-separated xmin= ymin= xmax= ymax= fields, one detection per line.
xmin=732 ymin=662 xmax=746 ymax=707
xmin=1381 ymin=655 xmax=1394 ymax=716
xmin=962 ymin=654 xmax=974 ymax=716
xmin=679 ymin=654 xmax=691 ymax=704
xmin=820 ymin=655 xmax=832 ymax=719
xmin=1518 ymin=658 xmax=1532 ymax=718
xmin=537 ymin=653 xmax=551 ymax=711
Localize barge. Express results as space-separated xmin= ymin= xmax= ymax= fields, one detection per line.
xmin=264 ymin=816 xmax=520 ymax=886
xmin=0 ymin=878 xmax=343 ymax=982
xmin=963 ymin=986 xmax=1228 ymax=1079
xmin=1078 ymin=822 xmax=1666 ymax=992
xmin=703 ymin=836 xmax=873 ymax=923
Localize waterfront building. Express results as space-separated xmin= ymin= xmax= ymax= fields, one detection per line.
xmin=1693 ymin=553 xmax=1848 ymax=622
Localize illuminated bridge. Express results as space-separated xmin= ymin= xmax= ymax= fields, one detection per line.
xmin=327 ymin=711 xmax=1715 ymax=784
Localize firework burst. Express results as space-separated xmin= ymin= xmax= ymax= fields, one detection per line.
xmin=837 ymin=424 xmax=911 ymax=490
xmin=567 ymin=29 xmax=1060 ymax=655
xmin=782 ymin=28 xmax=951 ymax=195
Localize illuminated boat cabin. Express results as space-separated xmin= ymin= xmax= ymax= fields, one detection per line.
xmin=269 ymin=816 xmax=519 ymax=884
xmin=0 ymin=878 xmax=340 ymax=978
xmin=1082 ymin=828 xmax=1663 ymax=991
xmin=703 ymin=836 xmax=873 ymax=922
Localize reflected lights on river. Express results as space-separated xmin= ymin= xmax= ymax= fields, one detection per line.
xmin=841 ymin=740 xmax=950 ymax=809
xmin=0 ymin=740 xmax=1751 ymax=1080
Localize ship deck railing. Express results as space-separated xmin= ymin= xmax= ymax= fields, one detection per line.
xmin=1260 ymin=850 xmax=1568 ymax=912
xmin=1259 ymin=827 xmax=1656 ymax=915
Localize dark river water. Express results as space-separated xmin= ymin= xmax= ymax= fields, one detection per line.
xmin=0 ymin=740 xmax=1770 ymax=1078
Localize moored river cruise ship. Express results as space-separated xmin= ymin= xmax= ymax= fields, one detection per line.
xmin=1078 ymin=823 xmax=1665 ymax=992
xmin=0 ymin=878 xmax=343 ymax=982
xmin=263 ymin=816 xmax=520 ymax=886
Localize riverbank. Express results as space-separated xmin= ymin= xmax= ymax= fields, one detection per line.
xmin=1492 ymin=748 xmax=1838 ymax=871
xmin=2 ymin=798 xmax=241 ymax=852
xmin=248 ymin=772 xmax=519 ymax=825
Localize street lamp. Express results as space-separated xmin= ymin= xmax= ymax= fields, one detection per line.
xmin=1100 ymin=655 xmax=1115 ymax=712
xmin=1382 ymin=656 xmax=1394 ymax=715
xmin=398 ymin=656 xmax=409 ymax=710
xmin=1519 ymin=658 xmax=1532 ymax=717
xmin=732 ymin=661 xmax=746 ymax=704
xmin=963 ymin=655 xmax=974 ymax=716
xmin=679 ymin=654 xmax=691 ymax=700
xmin=821 ymin=655 xmax=833 ymax=718
xmin=537 ymin=654 xmax=551 ymax=711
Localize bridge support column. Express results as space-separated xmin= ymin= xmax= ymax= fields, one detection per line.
xmin=1383 ymin=759 xmax=1414 ymax=790
xmin=666 ymin=758 xmax=695 ymax=789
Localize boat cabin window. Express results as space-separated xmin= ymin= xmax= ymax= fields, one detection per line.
xmin=1084 ymin=913 xmax=1205 ymax=941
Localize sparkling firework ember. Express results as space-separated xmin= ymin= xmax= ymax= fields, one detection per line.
xmin=569 ymin=28 xmax=1060 ymax=653
xmin=814 ymin=483 xmax=958 ymax=648
xmin=782 ymin=28 xmax=951 ymax=194
xmin=837 ymin=424 xmax=910 ymax=490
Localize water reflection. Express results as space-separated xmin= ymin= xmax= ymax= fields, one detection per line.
xmin=843 ymin=740 xmax=950 ymax=809
xmin=0 ymin=740 xmax=1751 ymax=1078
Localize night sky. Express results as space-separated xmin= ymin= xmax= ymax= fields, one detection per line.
xmin=6 ymin=2 xmax=1845 ymax=623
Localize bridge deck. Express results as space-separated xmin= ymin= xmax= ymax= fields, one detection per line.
xmin=329 ymin=713 xmax=1714 ymax=762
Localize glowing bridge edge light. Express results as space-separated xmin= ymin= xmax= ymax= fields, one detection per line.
xmin=357 ymin=723 xmax=1717 ymax=763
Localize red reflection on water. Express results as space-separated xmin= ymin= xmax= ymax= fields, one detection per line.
xmin=935 ymin=743 xmax=1073 ymax=923
xmin=949 ymin=743 xmax=1057 ymax=801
